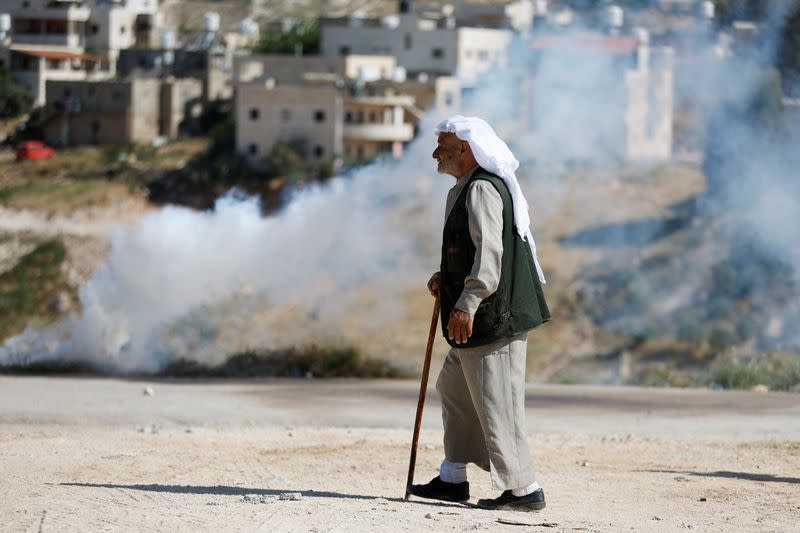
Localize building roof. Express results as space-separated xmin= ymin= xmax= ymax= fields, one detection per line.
xmin=10 ymin=47 xmax=108 ymax=63
xmin=533 ymin=34 xmax=639 ymax=55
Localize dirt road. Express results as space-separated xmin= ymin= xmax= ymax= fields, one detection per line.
xmin=1 ymin=377 xmax=798 ymax=532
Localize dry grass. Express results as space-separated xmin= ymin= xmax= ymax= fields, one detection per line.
xmin=0 ymin=345 xmax=413 ymax=379
xmin=739 ymin=440 xmax=800 ymax=453
xmin=0 ymin=177 xmax=132 ymax=216
xmin=163 ymin=345 xmax=414 ymax=378
xmin=0 ymin=238 xmax=72 ymax=341
xmin=0 ymin=139 xmax=208 ymax=216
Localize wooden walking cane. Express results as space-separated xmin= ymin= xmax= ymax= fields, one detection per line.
xmin=404 ymin=294 xmax=440 ymax=499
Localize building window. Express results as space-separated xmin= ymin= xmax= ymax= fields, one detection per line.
xmin=432 ymin=48 xmax=444 ymax=59
xmin=357 ymin=110 xmax=364 ymax=123
xmin=88 ymin=86 xmax=95 ymax=97
xmin=111 ymin=90 xmax=121 ymax=102
xmin=478 ymin=50 xmax=489 ymax=61
xmin=357 ymin=146 xmax=364 ymax=158
xmin=313 ymin=110 xmax=326 ymax=123
xmin=48 ymin=59 xmax=63 ymax=69
xmin=314 ymin=145 xmax=324 ymax=158
xmin=249 ymin=107 xmax=259 ymax=120
xmin=248 ymin=144 xmax=258 ymax=156
xmin=404 ymin=33 xmax=412 ymax=50
xmin=91 ymin=24 xmax=99 ymax=34
xmin=345 ymin=111 xmax=353 ymax=123
xmin=368 ymin=111 xmax=376 ymax=123
xmin=63 ymin=88 xmax=72 ymax=98
xmin=280 ymin=109 xmax=291 ymax=123
xmin=339 ymin=46 xmax=350 ymax=56
xmin=22 ymin=0 xmax=30 ymax=7
xmin=444 ymin=91 xmax=453 ymax=106
xmin=45 ymin=20 xmax=67 ymax=35
xmin=120 ymin=26 xmax=126 ymax=35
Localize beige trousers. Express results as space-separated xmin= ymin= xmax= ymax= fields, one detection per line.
xmin=435 ymin=332 xmax=536 ymax=490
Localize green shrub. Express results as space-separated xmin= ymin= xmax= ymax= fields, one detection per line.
xmin=0 ymin=65 xmax=34 ymax=118
xmin=0 ymin=239 xmax=71 ymax=341
xmin=711 ymin=355 xmax=800 ymax=391
xmin=163 ymin=345 xmax=414 ymax=378
xmin=252 ymin=22 xmax=320 ymax=55
xmin=264 ymin=139 xmax=308 ymax=181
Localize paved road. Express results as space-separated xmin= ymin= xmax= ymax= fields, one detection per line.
xmin=2 ymin=377 xmax=799 ymax=441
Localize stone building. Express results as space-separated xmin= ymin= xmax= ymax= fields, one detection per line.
xmin=43 ymin=78 xmax=160 ymax=145
xmin=42 ymin=73 xmax=203 ymax=145
xmin=0 ymin=0 xmax=160 ymax=104
xmin=234 ymin=54 xmax=460 ymax=169
xmin=319 ymin=1 xmax=512 ymax=86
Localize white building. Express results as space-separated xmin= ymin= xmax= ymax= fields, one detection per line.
xmin=319 ymin=1 xmax=512 ymax=86
xmin=521 ymin=33 xmax=674 ymax=162
xmin=86 ymin=0 xmax=159 ymax=66
xmin=0 ymin=0 xmax=160 ymax=105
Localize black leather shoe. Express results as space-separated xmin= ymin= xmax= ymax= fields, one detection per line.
xmin=476 ymin=488 xmax=546 ymax=511
xmin=408 ymin=476 xmax=470 ymax=502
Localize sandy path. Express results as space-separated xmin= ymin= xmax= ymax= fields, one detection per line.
xmin=0 ymin=205 xmax=148 ymax=239
xmin=1 ymin=378 xmax=799 ymax=533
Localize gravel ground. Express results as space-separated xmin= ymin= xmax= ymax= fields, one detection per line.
xmin=1 ymin=377 xmax=798 ymax=533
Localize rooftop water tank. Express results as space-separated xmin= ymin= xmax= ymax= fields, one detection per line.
xmin=160 ymin=30 xmax=175 ymax=50
xmin=239 ymin=17 xmax=259 ymax=37
xmin=607 ymin=4 xmax=624 ymax=29
xmin=203 ymin=12 xmax=220 ymax=33
xmin=382 ymin=15 xmax=400 ymax=29
xmin=702 ymin=1 xmax=715 ymax=20
xmin=0 ymin=13 xmax=11 ymax=35
xmin=392 ymin=66 xmax=407 ymax=82
xmin=635 ymin=27 xmax=649 ymax=45
xmin=350 ymin=10 xmax=365 ymax=28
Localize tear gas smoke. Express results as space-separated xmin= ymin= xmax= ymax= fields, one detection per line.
xmin=2 ymin=4 xmax=798 ymax=372
xmin=1 ymin=135 xmax=451 ymax=372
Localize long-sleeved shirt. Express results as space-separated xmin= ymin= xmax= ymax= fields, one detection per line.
xmin=444 ymin=166 xmax=504 ymax=316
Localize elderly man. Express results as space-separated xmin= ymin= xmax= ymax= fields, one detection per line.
xmin=408 ymin=116 xmax=551 ymax=511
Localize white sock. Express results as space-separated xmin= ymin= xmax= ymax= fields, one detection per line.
xmin=439 ymin=459 xmax=468 ymax=484
xmin=511 ymin=481 xmax=541 ymax=497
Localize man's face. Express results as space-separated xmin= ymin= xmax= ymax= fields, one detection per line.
xmin=432 ymin=132 xmax=467 ymax=177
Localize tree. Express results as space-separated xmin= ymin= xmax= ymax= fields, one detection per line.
xmin=252 ymin=22 xmax=320 ymax=56
xmin=264 ymin=139 xmax=308 ymax=181
xmin=0 ymin=66 xmax=34 ymax=119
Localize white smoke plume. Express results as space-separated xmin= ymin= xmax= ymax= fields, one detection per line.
xmin=2 ymin=3 xmax=798 ymax=372
xmin=1 ymin=130 xmax=451 ymax=372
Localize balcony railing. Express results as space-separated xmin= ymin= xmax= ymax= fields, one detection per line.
xmin=22 ymin=4 xmax=91 ymax=21
xmin=12 ymin=33 xmax=84 ymax=48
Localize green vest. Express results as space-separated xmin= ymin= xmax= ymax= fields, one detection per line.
xmin=440 ymin=169 xmax=551 ymax=348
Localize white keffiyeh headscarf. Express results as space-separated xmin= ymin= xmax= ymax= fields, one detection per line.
xmin=435 ymin=115 xmax=546 ymax=284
